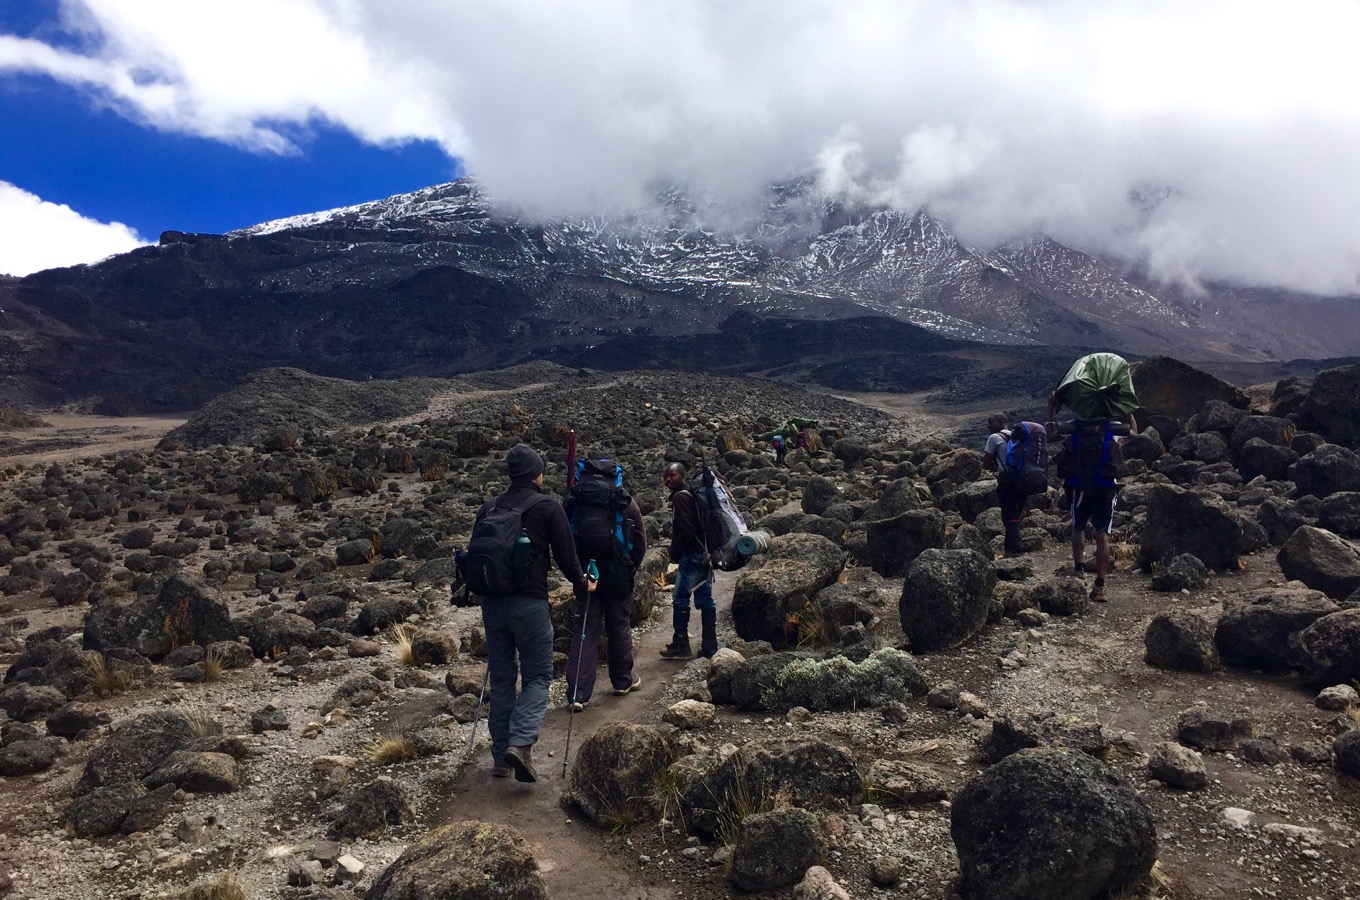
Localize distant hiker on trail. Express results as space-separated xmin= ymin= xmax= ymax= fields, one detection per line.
xmin=562 ymin=457 xmax=647 ymax=712
xmin=660 ymin=462 xmax=717 ymax=659
xmin=463 ymin=443 xmax=594 ymax=783
xmin=984 ymin=415 xmax=1050 ymax=557
xmin=1046 ymin=353 xmax=1139 ymax=602
xmin=771 ymin=433 xmax=786 ymax=466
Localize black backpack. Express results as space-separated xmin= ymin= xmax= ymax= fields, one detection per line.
xmin=1055 ymin=421 xmax=1124 ymax=489
xmin=563 ymin=459 xmax=634 ymax=570
xmin=459 ymin=493 xmax=551 ymax=597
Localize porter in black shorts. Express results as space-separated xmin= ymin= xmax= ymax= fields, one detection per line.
xmin=1067 ymin=484 xmax=1116 ymax=533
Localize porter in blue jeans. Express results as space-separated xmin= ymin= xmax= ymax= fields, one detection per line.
xmin=661 ymin=462 xmax=719 ymax=658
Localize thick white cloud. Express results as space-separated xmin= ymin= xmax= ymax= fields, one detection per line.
xmin=0 ymin=182 xmax=147 ymax=276
xmin=3 ymin=0 xmax=1359 ymax=293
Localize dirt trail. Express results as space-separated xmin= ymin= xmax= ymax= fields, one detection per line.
xmin=0 ymin=414 xmax=186 ymax=465
xmin=435 ymin=581 xmax=734 ymax=899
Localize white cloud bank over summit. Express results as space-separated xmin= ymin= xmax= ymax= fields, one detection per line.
xmin=3 ymin=0 xmax=1360 ymax=294
xmin=0 ymin=182 xmax=146 ymax=276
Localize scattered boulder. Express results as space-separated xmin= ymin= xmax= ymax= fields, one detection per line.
xmin=82 ymin=576 xmax=235 ymax=662
xmin=1294 ymin=364 xmax=1360 ymax=449
xmin=731 ymin=534 xmax=845 ymax=649
xmin=564 ymin=723 xmax=675 ymax=827
xmin=899 ymin=549 xmax=995 ymax=652
xmin=144 ymin=751 xmax=240 ymax=793
xmin=364 ymin=820 xmax=547 ymax=900
xmin=1293 ymin=444 xmax=1360 ymax=500
xmin=730 ymin=808 xmax=826 ymax=892
xmin=865 ymin=759 xmax=948 ymax=806
xmin=1150 ymin=553 xmax=1208 ymax=592
xmin=1148 ymin=742 xmax=1207 ymax=790
xmin=1176 ymin=707 xmax=1254 ymax=751
xmin=1294 ymin=608 xmax=1360 ymax=685
xmin=951 ymin=748 xmax=1157 ymax=900
xmin=1319 ymin=492 xmax=1360 ymax=538
xmin=329 ymin=776 xmax=413 ymax=839
xmin=1145 ymin=610 xmax=1222 ymax=672
xmin=1215 ymin=586 xmax=1338 ymax=671
xmin=0 ymin=736 xmax=66 ymax=776
xmin=1277 ymin=526 xmax=1360 ymax=600
xmin=1334 ymin=731 xmax=1360 ymax=779
xmin=75 ymin=712 xmax=200 ymax=795
xmin=1139 ymin=484 xmax=1244 ymax=570
xmin=864 ymin=508 xmax=946 ymax=578
xmin=978 ymin=712 xmax=1109 ymax=765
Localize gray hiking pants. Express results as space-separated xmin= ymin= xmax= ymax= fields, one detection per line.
xmin=481 ymin=594 xmax=554 ymax=764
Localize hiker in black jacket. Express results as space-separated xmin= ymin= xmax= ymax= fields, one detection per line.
xmin=660 ymin=462 xmax=717 ymax=659
xmin=476 ymin=444 xmax=592 ymax=783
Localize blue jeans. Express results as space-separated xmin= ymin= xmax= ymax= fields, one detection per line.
xmin=480 ymin=594 xmax=554 ymax=765
xmin=671 ymin=552 xmax=715 ymax=611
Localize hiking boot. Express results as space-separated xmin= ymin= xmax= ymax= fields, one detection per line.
xmin=504 ymin=745 xmax=537 ymax=783
xmin=612 ymin=675 xmax=642 ymax=696
xmin=659 ymin=640 xmax=692 ymax=659
xmin=1090 ymin=583 xmax=1108 ymax=603
xmin=699 ymin=607 xmax=719 ymax=659
xmin=567 ymin=699 xmax=589 ymax=713
xmin=660 ymin=607 xmax=691 ymax=659
xmin=491 ymin=761 xmax=512 ymax=778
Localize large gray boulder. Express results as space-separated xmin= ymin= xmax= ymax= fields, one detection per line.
xmin=1277 ymin=526 xmax=1360 ymax=600
xmin=1214 ymin=586 xmax=1339 ymax=671
xmin=899 ymin=549 xmax=995 ymax=652
xmin=82 ymin=576 xmax=235 ymax=661
xmin=730 ymin=808 xmax=826 ymax=892
xmin=364 ymin=820 xmax=547 ymax=900
xmin=1295 ymin=364 xmax=1360 ymax=449
xmin=75 ymin=712 xmax=200 ymax=795
xmin=1319 ymin=493 xmax=1360 ymax=538
xmin=680 ymin=738 xmax=862 ymax=838
xmin=564 ymin=723 xmax=675 ymax=827
xmin=801 ymin=476 xmax=841 ymax=516
xmin=731 ymin=534 xmax=845 ymax=649
xmin=329 ymin=776 xmax=413 ymax=839
xmin=1238 ymin=438 xmax=1299 ymax=483
xmin=951 ymin=749 xmax=1156 ymax=900
xmin=1294 ymin=609 xmax=1360 ymax=686
xmin=1145 ymin=611 xmax=1221 ymax=672
xmin=1229 ymin=415 xmax=1296 ymax=460
xmin=939 ymin=480 xmax=1000 ymax=524
xmin=1139 ymin=484 xmax=1244 ymax=570
xmin=1293 ymin=444 xmax=1360 ymax=499
xmin=1257 ymin=497 xmax=1308 ymax=546
xmin=1131 ymin=357 xmax=1249 ymax=421
xmin=864 ymin=508 xmax=947 ymax=578
xmin=0 ymin=683 xmax=66 ymax=722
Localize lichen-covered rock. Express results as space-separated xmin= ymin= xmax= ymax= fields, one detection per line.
xmin=759 ymin=649 xmax=927 ymax=712
xmin=329 ymin=776 xmax=413 ymax=839
xmin=1145 ymin=610 xmax=1222 ymax=673
xmin=564 ymin=723 xmax=675 ymax=827
xmin=951 ymin=749 xmax=1157 ymax=900
xmin=75 ymin=712 xmax=204 ymax=795
xmin=1294 ymin=608 xmax=1360 ymax=685
xmin=978 ymin=712 xmax=1109 ymax=765
xmin=681 ymin=738 xmax=862 ymax=838
xmin=1028 ymin=577 xmax=1088 ymax=616
xmin=730 ymin=808 xmax=826 ymax=892
xmin=899 ymin=549 xmax=995 ymax=652
xmin=82 ymin=576 xmax=235 ymax=662
xmin=364 ymin=820 xmax=547 ymax=900
xmin=143 ymin=750 xmax=240 ymax=793
xmin=1214 ymin=586 xmax=1338 ymax=671
xmin=1293 ymin=444 xmax=1360 ymax=499
xmin=1148 ymin=742 xmax=1207 ymax=790
xmin=732 ymin=534 xmax=845 ymax=649
xmin=866 ymin=759 xmax=948 ymax=806
xmin=1150 ymin=553 xmax=1209 ymax=592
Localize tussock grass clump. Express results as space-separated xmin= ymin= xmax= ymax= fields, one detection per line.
xmin=388 ymin=624 xmax=417 ymax=666
xmin=366 ymin=734 xmax=417 ymax=766
xmin=175 ymin=871 xmax=247 ymax=900
xmin=84 ymin=651 xmax=132 ymax=697
xmin=202 ymin=647 xmax=225 ymax=683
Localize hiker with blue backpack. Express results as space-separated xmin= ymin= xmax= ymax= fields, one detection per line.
xmin=983 ymin=415 xmax=1049 ymax=556
xmin=458 ymin=443 xmax=595 ymax=783
xmin=562 ymin=457 xmax=647 ymax=712
xmin=1045 ymin=353 xmax=1140 ymax=603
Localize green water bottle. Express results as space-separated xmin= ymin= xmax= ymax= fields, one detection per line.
xmin=513 ymin=529 xmax=532 ymax=568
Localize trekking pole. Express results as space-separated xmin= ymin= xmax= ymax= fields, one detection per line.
xmin=561 ymin=559 xmax=598 ymax=778
xmin=464 ymin=660 xmax=490 ymax=764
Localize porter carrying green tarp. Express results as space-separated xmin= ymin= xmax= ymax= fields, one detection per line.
xmin=1053 ymin=353 xmax=1138 ymax=420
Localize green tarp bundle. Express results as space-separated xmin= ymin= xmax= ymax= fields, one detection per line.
xmin=1054 ymin=353 xmax=1139 ymax=420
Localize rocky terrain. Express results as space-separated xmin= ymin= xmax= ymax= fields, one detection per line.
xmin=1 ymin=359 xmax=1360 ymax=899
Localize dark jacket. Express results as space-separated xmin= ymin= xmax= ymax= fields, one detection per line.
xmin=475 ymin=482 xmax=585 ymax=601
xmin=667 ymin=489 xmax=704 ymax=563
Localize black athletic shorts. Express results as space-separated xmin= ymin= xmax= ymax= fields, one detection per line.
xmin=1066 ymin=485 xmax=1116 ymax=533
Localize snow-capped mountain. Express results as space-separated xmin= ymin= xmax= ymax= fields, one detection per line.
xmin=2 ymin=177 xmax=1358 ymax=413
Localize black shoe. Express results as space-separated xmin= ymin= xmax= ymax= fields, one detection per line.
xmin=612 ymin=675 xmax=642 ymax=696
xmin=491 ymin=762 xmax=512 ymax=778
xmin=504 ymin=745 xmax=537 ymax=783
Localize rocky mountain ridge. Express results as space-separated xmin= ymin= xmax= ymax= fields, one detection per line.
xmin=2 ymin=179 xmax=1358 ymax=414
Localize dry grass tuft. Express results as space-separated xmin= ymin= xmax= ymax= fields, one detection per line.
xmin=900 ymin=738 xmax=962 ymax=758
xmin=201 ymin=647 xmax=225 ymax=683
xmin=388 ymin=624 xmax=417 ymax=666
xmin=84 ymin=651 xmax=132 ymax=698
xmin=175 ymin=871 xmax=247 ymax=900
xmin=366 ymin=734 xmax=417 ymax=766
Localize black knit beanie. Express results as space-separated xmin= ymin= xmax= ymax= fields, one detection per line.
xmin=506 ymin=443 xmax=544 ymax=482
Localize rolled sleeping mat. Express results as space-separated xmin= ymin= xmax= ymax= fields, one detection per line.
xmin=735 ymin=530 xmax=772 ymax=558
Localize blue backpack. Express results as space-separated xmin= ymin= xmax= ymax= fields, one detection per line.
xmin=563 ymin=458 xmax=635 ymax=570
xmin=1001 ymin=421 xmax=1050 ymax=494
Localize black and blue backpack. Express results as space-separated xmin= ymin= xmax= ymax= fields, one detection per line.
xmin=1056 ymin=420 xmax=1124 ymax=489
xmin=1000 ymin=421 xmax=1050 ymax=495
xmin=564 ymin=458 xmax=635 ymax=570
